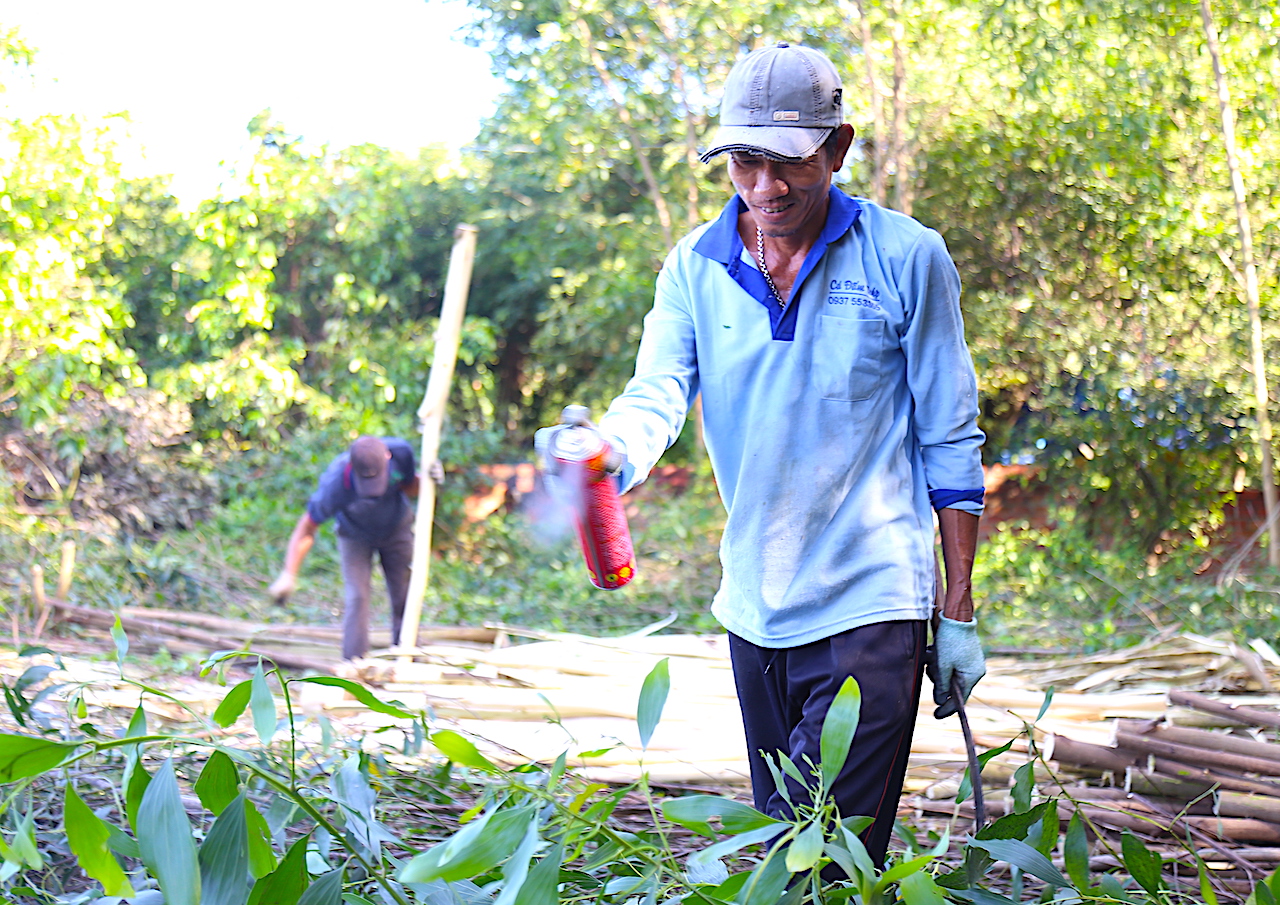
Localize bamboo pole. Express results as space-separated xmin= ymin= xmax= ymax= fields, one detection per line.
xmin=1200 ymin=0 xmax=1280 ymax=570
xmin=1115 ymin=730 xmax=1280 ymax=776
xmin=398 ymin=225 xmax=479 ymax=652
xmin=1150 ymin=757 xmax=1280 ymax=798
xmin=1170 ymin=690 xmax=1280 ymax=729
xmin=1045 ymin=733 xmax=1141 ymax=773
xmin=50 ymin=600 xmax=335 ymax=672
xmin=57 ymin=540 xmax=76 ymax=598
xmin=1114 ymin=719 xmax=1280 ymax=765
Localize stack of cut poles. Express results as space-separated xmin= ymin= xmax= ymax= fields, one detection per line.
xmin=921 ymin=689 xmax=1280 ymax=848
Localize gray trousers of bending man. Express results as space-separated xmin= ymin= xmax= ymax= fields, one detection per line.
xmin=336 ymin=517 xmax=413 ymax=660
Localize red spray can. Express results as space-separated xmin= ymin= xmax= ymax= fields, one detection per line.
xmin=545 ymin=405 xmax=637 ymax=590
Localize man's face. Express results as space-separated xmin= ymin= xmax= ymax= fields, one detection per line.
xmin=729 ymin=148 xmax=837 ymax=240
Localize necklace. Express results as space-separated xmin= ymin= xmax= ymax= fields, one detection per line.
xmin=755 ymin=227 xmax=787 ymax=310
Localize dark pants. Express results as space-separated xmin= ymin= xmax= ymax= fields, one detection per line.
xmin=336 ymin=518 xmax=414 ymax=660
xmin=728 ymin=620 xmax=927 ymax=867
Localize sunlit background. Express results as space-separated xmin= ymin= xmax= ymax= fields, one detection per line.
xmin=1 ymin=0 xmax=500 ymax=203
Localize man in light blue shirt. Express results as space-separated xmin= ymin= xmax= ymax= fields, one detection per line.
xmin=596 ymin=43 xmax=987 ymax=863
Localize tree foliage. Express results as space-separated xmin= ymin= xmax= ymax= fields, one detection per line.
xmin=2 ymin=2 xmax=1278 ymax=548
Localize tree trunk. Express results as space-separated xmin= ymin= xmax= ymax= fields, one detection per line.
xmin=573 ymin=17 xmax=675 ymax=251
xmin=1200 ymin=0 xmax=1280 ymax=569
xmin=888 ymin=0 xmax=912 ymax=215
xmin=850 ymin=0 xmax=887 ymax=205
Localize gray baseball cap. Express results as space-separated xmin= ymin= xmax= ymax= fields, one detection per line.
xmin=700 ymin=42 xmax=844 ymax=163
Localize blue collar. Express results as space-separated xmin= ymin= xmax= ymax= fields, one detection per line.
xmin=692 ymin=187 xmax=862 ymax=340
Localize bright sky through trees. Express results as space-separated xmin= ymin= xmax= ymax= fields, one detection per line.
xmin=0 ymin=0 xmax=500 ymax=204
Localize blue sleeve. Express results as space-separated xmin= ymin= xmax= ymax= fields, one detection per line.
xmin=598 ymin=246 xmax=701 ymax=492
xmin=899 ymin=230 xmax=986 ymax=515
xmin=306 ymin=455 xmax=349 ymax=524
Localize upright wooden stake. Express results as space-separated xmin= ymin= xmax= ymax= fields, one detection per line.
xmin=397 ymin=225 xmax=478 ymax=652
xmin=57 ymin=539 xmax=76 ymax=598
xmin=1200 ymin=0 xmax=1280 ymax=569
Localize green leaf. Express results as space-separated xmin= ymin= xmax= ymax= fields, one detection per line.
xmin=1035 ymin=688 xmax=1055 ymax=722
xmin=296 ymin=676 xmax=415 ymax=719
xmin=214 ymin=680 xmax=253 ymax=728
xmin=106 ymin=824 xmax=140 ymax=860
xmin=1195 ymin=853 xmax=1219 ymax=905
xmin=513 ymin=844 xmax=562 ymax=905
xmin=819 ymin=677 xmax=861 ymax=794
xmin=250 ymin=664 xmax=277 ymax=745
xmin=248 ymin=832 xmax=311 ymax=905
xmin=738 ymin=850 xmax=791 ymax=905
xmin=196 ymin=750 xmax=242 ymax=816
xmin=947 ymin=890 xmax=1018 ymax=905
xmin=1011 ymin=761 xmax=1035 ymax=813
xmin=688 ymin=825 xmax=786 ymax=878
xmin=111 ymin=614 xmax=129 ymax=673
xmin=975 ymin=799 xmax=1055 ymax=841
xmin=778 ymin=753 xmax=807 ymax=788
xmin=898 ymin=871 xmax=948 ymax=905
xmin=431 ymin=729 xmax=498 ymax=773
xmin=1028 ymin=799 xmax=1058 ymax=857
xmin=199 ymin=794 xmax=252 ymax=905
xmin=876 ymin=855 xmax=936 ymax=893
xmin=245 ymin=799 xmax=277 ymax=879
xmin=784 ymin=822 xmax=823 ymax=873
xmin=494 ymin=812 xmax=541 ymax=905
xmin=957 ymin=739 xmax=1014 ymax=804
xmin=137 ymin=759 xmax=202 ymax=905
xmin=637 ymin=658 xmax=670 ymax=750
xmin=124 ymin=705 xmax=148 ymax=742
xmin=1121 ymin=830 xmax=1164 ymax=897
xmin=123 ymin=749 xmax=151 ymax=833
xmin=838 ymin=824 xmax=878 ymax=885
xmin=12 ymin=811 xmax=42 ymax=869
xmin=399 ymin=806 xmax=534 ymax=884
xmin=0 ymin=733 xmax=75 ymax=782
xmin=968 ymin=838 xmax=1069 ymax=888
xmin=661 ymin=796 xmax=782 ymax=838
xmin=1063 ymin=811 xmax=1089 ymax=891
xmin=64 ymin=785 xmax=135 ymax=897
xmin=298 ymin=868 xmax=345 ymax=905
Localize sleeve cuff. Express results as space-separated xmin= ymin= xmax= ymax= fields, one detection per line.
xmin=929 ymin=488 xmax=985 ymax=511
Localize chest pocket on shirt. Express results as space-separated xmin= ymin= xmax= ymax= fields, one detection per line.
xmin=815 ymin=314 xmax=892 ymax=402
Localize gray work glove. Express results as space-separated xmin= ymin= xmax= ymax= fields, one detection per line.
xmin=928 ymin=616 xmax=986 ymax=719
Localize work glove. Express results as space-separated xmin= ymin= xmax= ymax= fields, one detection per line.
xmin=267 ymin=571 xmax=297 ymax=605
xmin=927 ymin=616 xmax=986 ymax=719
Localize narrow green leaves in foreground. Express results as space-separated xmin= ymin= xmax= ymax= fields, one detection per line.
xmin=637 ymin=657 xmax=671 ymax=750
xmin=250 ymin=664 xmax=277 ymax=745
xmin=198 ymin=794 xmax=251 ymax=905
xmin=297 ymin=867 xmax=345 ymax=905
xmin=64 ymin=784 xmax=135 ymax=897
xmin=195 ymin=750 xmax=242 ymax=815
xmin=214 ymin=679 xmax=253 ymax=728
xmin=1121 ymin=829 xmax=1164 ymax=897
xmin=819 ymin=677 xmax=861 ymax=794
xmin=400 ymin=806 xmax=534 ymax=884
xmin=662 ymin=795 xmax=780 ymax=838
xmin=137 ymin=759 xmax=201 ymax=905
xmin=248 ymin=832 xmax=311 ymax=905
xmin=431 ymin=729 xmax=498 ymax=773
xmin=0 ymin=733 xmax=75 ymax=783
xmin=296 ymin=676 xmax=415 ymax=719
